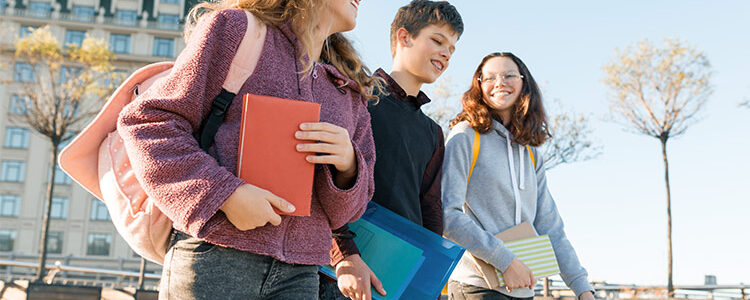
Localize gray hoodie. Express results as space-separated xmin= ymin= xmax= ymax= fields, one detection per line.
xmin=442 ymin=120 xmax=594 ymax=298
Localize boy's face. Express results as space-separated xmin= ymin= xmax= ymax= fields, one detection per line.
xmin=394 ymin=24 xmax=459 ymax=84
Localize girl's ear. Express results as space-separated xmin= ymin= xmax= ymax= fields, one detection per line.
xmin=396 ymin=27 xmax=412 ymax=47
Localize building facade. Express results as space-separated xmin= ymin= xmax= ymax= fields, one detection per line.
xmin=0 ymin=0 xmax=195 ymax=274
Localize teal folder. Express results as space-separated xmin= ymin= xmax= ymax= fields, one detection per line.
xmin=320 ymin=218 xmax=425 ymax=300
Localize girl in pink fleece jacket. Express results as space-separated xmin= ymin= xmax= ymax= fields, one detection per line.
xmin=117 ymin=1 xmax=378 ymax=298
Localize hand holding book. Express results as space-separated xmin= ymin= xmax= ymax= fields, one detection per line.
xmin=220 ymin=183 xmax=297 ymax=230
xmin=503 ymin=258 xmax=535 ymax=292
xmin=295 ymin=122 xmax=358 ymax=188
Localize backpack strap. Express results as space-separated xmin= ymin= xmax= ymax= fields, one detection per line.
xmin=199 ymin=11 xmax=266 ymax=152
xmin=467 ymin=129 xmax=480 ymax=184
xmin=526 ymin=145 xmax=535 ymax=169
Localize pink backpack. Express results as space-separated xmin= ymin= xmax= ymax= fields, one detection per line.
xmin=59 ymin=11 xmax=265 ymax=264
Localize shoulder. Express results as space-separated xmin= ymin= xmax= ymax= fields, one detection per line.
xmin=188 ymin=9 xmax=262 ymax=44
xmin=445 ymin=121 xmax=475 ymax=145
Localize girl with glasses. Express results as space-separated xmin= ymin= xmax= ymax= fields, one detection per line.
xmin=441 ymin=52 xmax=595 ymax=300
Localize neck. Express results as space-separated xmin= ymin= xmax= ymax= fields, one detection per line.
xmin=388 ymin=69 xmax=422 ymax=97
xmin=493 ymin=111 xmax=511 ymax=127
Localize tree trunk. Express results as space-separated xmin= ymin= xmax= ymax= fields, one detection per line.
xmin=35 ymin=145 xmax=58 ymax=282
xmin=660 ymin=136 xmax=674 ymax=297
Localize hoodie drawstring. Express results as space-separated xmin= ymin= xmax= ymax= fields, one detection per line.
xmin=519 ymin=145 xmax=526 ymax=190
xmin=505 ymin=136 xmax=523 ymax=225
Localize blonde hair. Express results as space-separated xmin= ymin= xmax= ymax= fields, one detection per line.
xmin=185 ymin=0 xmax=383 ymax=99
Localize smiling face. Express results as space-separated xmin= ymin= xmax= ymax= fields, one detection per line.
xmin=393 ymin=23 xmax=459 ymax=84
xmin=327 ymin=0 xmax=360 ymax=33
xmin=480 ymin=56 xmax=524 ymax=122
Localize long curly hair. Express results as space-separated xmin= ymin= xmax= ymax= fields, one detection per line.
xmin=450 ymin=52 xmax=550 ymax=146
xmin=185 ymin=0 xmax=382 ymax=99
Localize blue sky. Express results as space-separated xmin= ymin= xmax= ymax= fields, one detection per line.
xmin=349 ymin=1 xmax=750 ymax=286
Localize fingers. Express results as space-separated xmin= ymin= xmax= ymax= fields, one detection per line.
xmin=266 ymin=192 xmax=295 ymax=213
xmin=370 ymin=270 xmax=386 ymax=296
xmin=300 ymin=122 xmax=344 ymax=133
xmin=304 ymin=154 xmax=344 ymax=165
xmin=296 ymin=142 xmax=338 ymax=154
xmin=295 ymin=130 xmax=339 ymax=143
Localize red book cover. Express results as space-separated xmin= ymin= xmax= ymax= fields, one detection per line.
xmin=237 ymin=93 xmax=321 ymax=216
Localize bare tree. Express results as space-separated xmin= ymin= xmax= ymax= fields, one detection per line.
xmin=424 ymin=77 xmax=600 ymax=170
xmin=540 ymin=100 xmax=601 ymax=170
xmin=603 ymin=38 xmax=713 ymax=296
xmin=422 ymin=76 xmax=461 ymax=136
xmin=7 ymin=26 xmax=116 ymax=282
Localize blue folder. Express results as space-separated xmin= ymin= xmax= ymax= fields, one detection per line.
xmin=322 ymin=202 xmax=465 ymax=300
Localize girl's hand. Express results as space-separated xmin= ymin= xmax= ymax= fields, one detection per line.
xmin=503 ymin=258 xmax=535 ymax=292
xmin=220 ymin=184 xmax=296 ymax=231
xmin=579 ymin=291 xmax=595 ymax=300
xmin=295 ymin=122 xmax=357 ymax=186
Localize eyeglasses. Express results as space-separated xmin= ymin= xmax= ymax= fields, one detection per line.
xmin=479 ymin=72 xmax=524 ymax=85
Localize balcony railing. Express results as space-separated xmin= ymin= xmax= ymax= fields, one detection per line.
xmin=3 ymin=7 xmax=183 ymax=32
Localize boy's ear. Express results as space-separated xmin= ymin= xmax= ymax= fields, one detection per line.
xmin=396 ymin=27 xmax=412 ymax=48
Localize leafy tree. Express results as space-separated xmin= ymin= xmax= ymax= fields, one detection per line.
xmin=7 ymin=26 xmax=117 ymax=282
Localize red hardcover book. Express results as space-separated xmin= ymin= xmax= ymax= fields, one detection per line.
xmin=237 ymin=93 xmax=321 ymax=216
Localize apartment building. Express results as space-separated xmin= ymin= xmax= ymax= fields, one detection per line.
xmin=0 ymin=0 xmax=195 ymax=272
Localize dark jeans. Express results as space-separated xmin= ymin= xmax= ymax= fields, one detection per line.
xmin=159 ymin=231 xmax=319 ymax=300
xmin=318 ymin=276 xmax=349 ymax=300
xmin=448 ymin=280 xmax=533 ymax=300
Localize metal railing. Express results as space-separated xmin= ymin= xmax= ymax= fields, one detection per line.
xmin=3 ymin=7 xmax=183 ymax=32
xmin=0 ymin=257 xmax=747 ymax=299
xmin=0 ymin=257 xmax=160 ymax=290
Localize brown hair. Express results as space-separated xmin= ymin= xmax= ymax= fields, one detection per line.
xmin=389 ymin=0 xmax=464 ymax=56
xmin=450 ymin=52 xmax=550 ymax=146
xmin=185 ymin=0 xmax=382 ymax=99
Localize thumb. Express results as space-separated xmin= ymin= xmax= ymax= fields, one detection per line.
xmin=267 ymin=193 xmax=296 ymax=213
xmin=370 ymin=269 xmax=386 ymax=296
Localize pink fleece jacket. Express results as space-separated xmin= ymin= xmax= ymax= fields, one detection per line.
xmin=116 ymin=9 xmax=375 ymax=265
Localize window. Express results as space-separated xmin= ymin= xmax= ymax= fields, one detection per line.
xmin=14 ymin=62 xmax=34 ymax=82
xmin=0 ymin=0 xmax=6 ymax=13
xmin=72 ymin=5 xmax=95 ymax=22
xmin=50 ymin=197 xmax=69 ymax=219
xmin=86 ymin=233 xmax=111 ymax=256
xmin=9 ymin=95 xmax=29 ymax=115
xmin=90 ymin=199 xmax=110 ymax=221
xmin=59 ymin=66 xmax=82 ymax=84
xmin=4 ymin=127 xmax=29 ymax=149
xmin=29 ymin=1 xmax=51 ymax=17
xmin=20 ymin=25 xmax=37 ymax=38
xmin=153 ymin=37 xmax=174 ymax=57
xmin=0 ymin=161 xmax=25 ymax=182
xmin=0 ymin=230 xmax=16 ymax=252
xmin=64 ymin=30 xmax=85 ymax=48
xmin=0 ymin=195 xmax=20 ymax=217
xmin=53 ymin=165 xmax=72 ymax=185
xmin=115 ymin=10 xmax=138 ymax=26
xmin=161 ymin=0 xmax=179 ymax=4
xmin=46 ymin=232 xmax=63 ymax=254
xmin=110 ymin=34 xmax=130 ymax=54
xmin=157 ymin=14 xmax=180 ymax=30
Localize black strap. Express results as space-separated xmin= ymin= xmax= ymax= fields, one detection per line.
xmin=198 ymin=89 xmax=236 ymax=152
